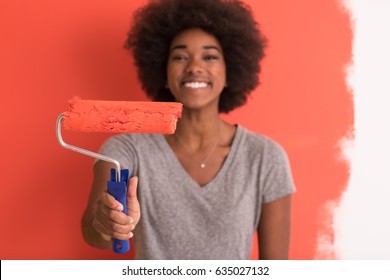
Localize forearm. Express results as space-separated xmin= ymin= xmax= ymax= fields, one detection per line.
xmin=259 ymin=226 xmax=290 ymax=259
xmin=81 ymin=209 xmax=111 ymax=250
xmin=258 ymin=195 xmax=292 ymax=260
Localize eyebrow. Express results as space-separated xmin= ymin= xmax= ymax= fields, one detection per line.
xmin=169 ymin=44 xmax=222 ymax=53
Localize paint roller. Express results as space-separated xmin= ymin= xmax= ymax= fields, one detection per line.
xmin=56 ymin=96 xmax=183 ymax=253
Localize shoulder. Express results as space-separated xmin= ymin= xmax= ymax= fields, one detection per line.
xmin=237 ymin=125 xmax=287 ymax=159
xmin=238 ymin=126 xmax=295 ymax=197
xmin=103 ymin=133 xmax=160 ymax=147
xmin=100 ymin=133 xmax=163 ymax=155
xmin=98 ymin=133 xmax=166 ymax=172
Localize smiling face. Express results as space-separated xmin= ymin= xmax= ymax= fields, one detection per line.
xmin=167 ymin=28 xmax=226 ymax=112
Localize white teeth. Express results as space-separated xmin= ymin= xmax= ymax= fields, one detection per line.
xmin=183 ymin=82 xmax=208 ymax=89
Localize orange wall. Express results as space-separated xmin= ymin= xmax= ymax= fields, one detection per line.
xmin=0 ymin=0 xmax=352 ymax=259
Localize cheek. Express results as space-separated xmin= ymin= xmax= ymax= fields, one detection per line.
xmin=167 ymin=65 xmax=181 ymax=84
xmin=214 ymin=66 xmax=227 ymax=88
xmin=166 ymin=67 xmax=182 ymax=97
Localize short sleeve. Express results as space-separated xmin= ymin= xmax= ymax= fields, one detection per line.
xmin=97 ymin=134 xmax=139 ymax=176
xmin=261 ymin=140 xmax=296 ymax=203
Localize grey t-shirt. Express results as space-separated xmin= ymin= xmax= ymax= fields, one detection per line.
xmin=99 ymin=125 xmax=295 ymax=259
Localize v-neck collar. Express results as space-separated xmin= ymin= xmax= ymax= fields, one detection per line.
xmin=158 ymin=125 xmax=243 ymax=190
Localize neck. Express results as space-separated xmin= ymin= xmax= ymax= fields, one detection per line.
xmin=165 ymin=107 xmax=236 ymax=172
xmin=174 ymin=110 xmax=222 ymax=148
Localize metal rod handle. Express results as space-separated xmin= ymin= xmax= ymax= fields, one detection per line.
xmin=56 ymin=113 xmax=121 ymax=181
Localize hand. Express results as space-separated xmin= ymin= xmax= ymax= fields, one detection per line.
xmin=92 ymin=176 xmax=140 ymax=242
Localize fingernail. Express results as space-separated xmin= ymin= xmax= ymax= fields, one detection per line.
xmin=115 ymin=204 xmax=123 ymax=211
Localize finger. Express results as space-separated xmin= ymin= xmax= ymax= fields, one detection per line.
xmin=101 ymin=233 xmax=111 ymax=242
xmin=99 ymin=191 xmax=124 ymax=212
xmin=93 ymin=218 xmax=134 ymax=241
xmin=127 ymin=176 xmax=138 ymax=198
xmin=95 ymin=205 xmax=133 ymax=227
xmin=94 ymin=209 xmax=135 ymax=237
xmin=127 ymin=176 xmax=140 ymax=217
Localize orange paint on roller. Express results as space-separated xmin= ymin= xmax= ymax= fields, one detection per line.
xmin=56 ymin=96 xmax=182 ymax=254
xmin=56 ymin=96 xmax=183 ymax=172
xmin=62 ymin=96 xmax=183 ymax=134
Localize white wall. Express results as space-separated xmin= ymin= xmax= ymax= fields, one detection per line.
xmin=334 ymin=0 xmax=390 ymax=259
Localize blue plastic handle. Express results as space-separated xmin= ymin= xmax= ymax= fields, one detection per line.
xmin=107 ymin=168 xmax=130 ymax=254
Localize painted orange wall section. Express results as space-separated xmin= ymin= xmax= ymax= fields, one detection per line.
xmin=0 ymin=0 xmax=352 ymax=259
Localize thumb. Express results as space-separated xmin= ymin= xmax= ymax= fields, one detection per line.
xmin=127 ymin=176 xmax=140 ymax=221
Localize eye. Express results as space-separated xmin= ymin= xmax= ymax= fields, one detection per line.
xmin=171 ymin=54 xmax=188 ymax=61
xmin=204 ymin=55 xmax=219 ymax=61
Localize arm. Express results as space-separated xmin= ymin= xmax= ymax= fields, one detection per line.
xmin=81 ymin=160 xmax=140 ymax=249
xmin=258 ymin=194 xmax=292 ymax=259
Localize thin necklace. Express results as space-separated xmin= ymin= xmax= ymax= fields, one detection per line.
xmin=174 ymin=123 xmax=221 ymax=169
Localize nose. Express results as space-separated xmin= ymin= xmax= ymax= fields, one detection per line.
xmin=185 ymin=58 xmax=203 ymax=74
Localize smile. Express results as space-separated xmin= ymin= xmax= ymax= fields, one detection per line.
xmin=183 ymin=82 xmax=209 ymax=89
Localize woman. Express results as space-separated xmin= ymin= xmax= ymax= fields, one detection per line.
xmin=82 ymin=0 xmax=295 ymax=259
